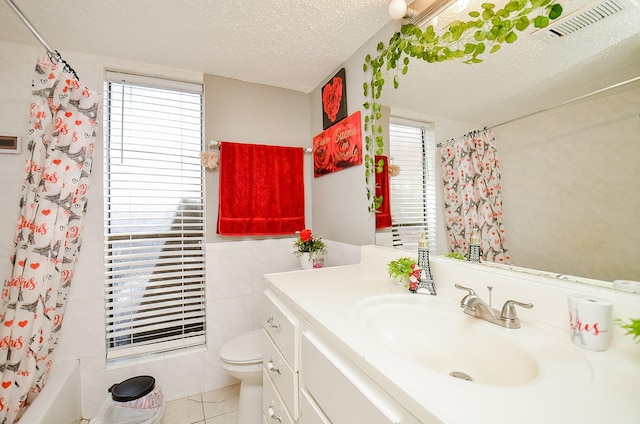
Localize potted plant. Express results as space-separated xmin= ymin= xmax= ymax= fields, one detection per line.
xmin=387 ymin=257 xmax=421 ymax=291
xmin=616 ymin=318 xmax=640 ymax=342
xmin=293 ymin=229 xmax=327 ymax=269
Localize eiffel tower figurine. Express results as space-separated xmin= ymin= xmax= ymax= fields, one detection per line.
xmin=467 ymin=227 xmax=481 ymax=263
xmin=416 ymin=232 xmax=436 ymax=295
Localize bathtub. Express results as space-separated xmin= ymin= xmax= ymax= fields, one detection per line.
xmin=19 ymin=360 xmax=82 ymax=424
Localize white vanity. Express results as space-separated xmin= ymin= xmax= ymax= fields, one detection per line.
xmin=262 ymin=245 xmax=640 ymax=423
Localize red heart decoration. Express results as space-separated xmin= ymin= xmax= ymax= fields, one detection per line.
xmin=18 ymin=260 xmax=25 ymax=267
xmin=30 ymin=263 xmax=40 ymax=270
xmin=65 ymin=112 xmax=73 ymax=117
xmin=1 ymin=381 xmax=11 ymax=389
xmin=53 ymin=159 xmax=62 ymax=165
xmin=18 ymin=320 xmax=28 ymax=328
xmin=75 ymin=120 xmax=82 ymax=126
xmin=42 ymin=210 xmax=51 ymax=216
xmin=48 ymin=73 xmax=55 ymax=80
xmin=65 ymin=166 xmax=70 ymax=171
xmin=4 ymin=320 xmax=13 ymax=327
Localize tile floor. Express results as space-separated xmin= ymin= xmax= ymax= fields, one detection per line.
xmin=161 ymin=384 xmax=240 ymax=424
xmin=80 ymin=384 xmax=240 ymax=424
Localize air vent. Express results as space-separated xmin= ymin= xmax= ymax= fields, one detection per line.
xmin=533 ymin=0 xmax=626 ymax=40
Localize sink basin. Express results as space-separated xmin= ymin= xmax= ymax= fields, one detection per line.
xmin=353 ymin=295 xmax=585 ymax=387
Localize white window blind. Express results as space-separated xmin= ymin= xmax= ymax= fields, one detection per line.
xmin=389 ymin=121 xmax=437 ymax=251
xmin=103 ymin=72 xmax=206 ymax=360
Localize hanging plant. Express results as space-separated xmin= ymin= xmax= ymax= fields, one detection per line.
xmin=362 ymin=0 xmax=563 ymax=213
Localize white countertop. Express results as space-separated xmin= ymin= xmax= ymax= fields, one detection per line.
xmin=264 ymin=249 xmax=640 ymax=424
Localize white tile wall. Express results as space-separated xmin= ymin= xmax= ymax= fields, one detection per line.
xmin=73 ymin=239 xmax=359 ymax=418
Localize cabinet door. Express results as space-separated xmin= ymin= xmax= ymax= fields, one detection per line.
xmin=302 ymin=331 xmax=420 ymax=424
xmin=300 ymin=389 xmax=330 ymax=424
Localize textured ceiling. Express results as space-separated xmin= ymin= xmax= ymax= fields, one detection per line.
xmin=384 ymin=0 xmax=640 ymax=125
xmin=0 ymin=0 xmax=638 ymax=125
xmin=0 ymin=0 xmax=392 ymax=93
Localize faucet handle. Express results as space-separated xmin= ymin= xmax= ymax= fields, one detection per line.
xmin=454 ymin=283 xmax=476 ymax=296
xmin=500 ymin=300 xmax=533 ymax=321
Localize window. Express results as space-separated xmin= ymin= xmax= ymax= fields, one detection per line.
xmin=103 ymin=72 xmax=205 ymax=359
xmin=388 ymin=120 xmax=437 ymax=251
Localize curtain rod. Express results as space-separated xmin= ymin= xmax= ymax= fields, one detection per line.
xmin=209 ymin=140 xmax=313 ymax=154
xmin=5 ymin=0 xmax=79 ymax=79
xmin=437 ymin=75 xmax=640 ymax=148
xmin=5 ymin=0 xmax=54 ymax=54
xmin=437 ymin=128 xmax=487 ymax=148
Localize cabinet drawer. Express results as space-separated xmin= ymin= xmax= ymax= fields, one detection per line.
xmin=300 ymin=389 xmax=330 ymax=424
xmin=263 ymin=368 xmax=295 ymax=424
xmin=264 ymin=333 xmax=299 ymax=419
xmin=263 ymin=290 xmax=300 ymax=370
xmin=302 ymin=331 xmax=419 ymax=424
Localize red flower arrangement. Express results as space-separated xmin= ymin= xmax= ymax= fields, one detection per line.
xmin=293 ymin=229 xmax=327 ymax=260
xmin=407 ymin=264 xmax=421 ymax=292
xmin=387 ymin=257 xmax=421 ymax=292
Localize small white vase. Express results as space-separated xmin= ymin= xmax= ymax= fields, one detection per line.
xmin=299 ymin=252 xmax=313 ymax=270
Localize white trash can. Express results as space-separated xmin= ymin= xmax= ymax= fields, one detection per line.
xmin=89 ymin=375 xmax=163 ymax=424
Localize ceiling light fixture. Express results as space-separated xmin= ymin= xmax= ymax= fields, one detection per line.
xmin=388 ymin=0 xmax=412 ymax=19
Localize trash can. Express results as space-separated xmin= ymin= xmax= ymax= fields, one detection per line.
xmin=89 ymin=375 xmax=163 ymax=424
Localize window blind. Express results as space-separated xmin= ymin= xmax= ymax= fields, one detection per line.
xmin=103 ymin=72 xmax=206 ymax=359
xmin=389 ymin=121 xmax=437 ymax=251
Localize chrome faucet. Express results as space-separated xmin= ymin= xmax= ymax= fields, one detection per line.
xmin=455 ymin=283 xmax=533 ymax=329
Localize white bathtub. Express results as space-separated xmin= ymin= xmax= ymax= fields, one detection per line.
xmin=19 ymin=360 xmax=82 ymax=424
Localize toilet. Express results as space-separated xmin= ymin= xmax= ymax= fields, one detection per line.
xmin=219 ymin=329 xmax=264 ymax=424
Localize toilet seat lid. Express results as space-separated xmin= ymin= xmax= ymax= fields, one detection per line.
xmin=220 ymin=329 xmax=263 ymax=364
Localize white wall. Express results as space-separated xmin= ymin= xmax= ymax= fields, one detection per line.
xmin=498 ymin=87 xmax=640 ymax=281
xmin=203 ymin=74 xmax=313 ymax=242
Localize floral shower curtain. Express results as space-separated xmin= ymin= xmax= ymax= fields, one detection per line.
xmin=440 ymin=128 xmax=510 ymax=263
xmin=0 ymin=55 xmax=100 ymax=422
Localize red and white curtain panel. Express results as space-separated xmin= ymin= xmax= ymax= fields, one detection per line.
xmin=440 ymin=128 xmax=510 ymax=264
xmin=0 ymin=55 xmax=100 ymax=422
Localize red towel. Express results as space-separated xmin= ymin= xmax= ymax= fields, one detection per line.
xmin=375 ymin=155 xmax=392 ymax=229
xmin=217 ymin=141 xmax=305 ymax=235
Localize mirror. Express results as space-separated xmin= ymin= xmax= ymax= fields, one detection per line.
xmin=374 ymin=0 xmax=640 ymax=289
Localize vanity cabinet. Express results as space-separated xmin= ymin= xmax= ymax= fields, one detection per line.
xmin=263 ymin=288 xmax=420 ymax=424
xmin=263 ymin=290 xmax=300 ymax=423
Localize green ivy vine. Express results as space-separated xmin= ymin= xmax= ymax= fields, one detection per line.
xmin=363 ymin=0 xmax=563 ymax=213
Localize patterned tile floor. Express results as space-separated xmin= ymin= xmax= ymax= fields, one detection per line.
xmin=80 ymin=384 xmax=240 ymax=424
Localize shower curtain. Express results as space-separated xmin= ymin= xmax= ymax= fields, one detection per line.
xmin=0 ymin=54 xmax=100 ymax=422
xmin=440 ymin=128 xmax=510 ymax=263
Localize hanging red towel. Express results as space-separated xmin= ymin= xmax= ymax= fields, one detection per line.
xmin=375 ymin=155 xmax=392 ymax=229
xmin=217 ymin=141 xmax=305 ymax=235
